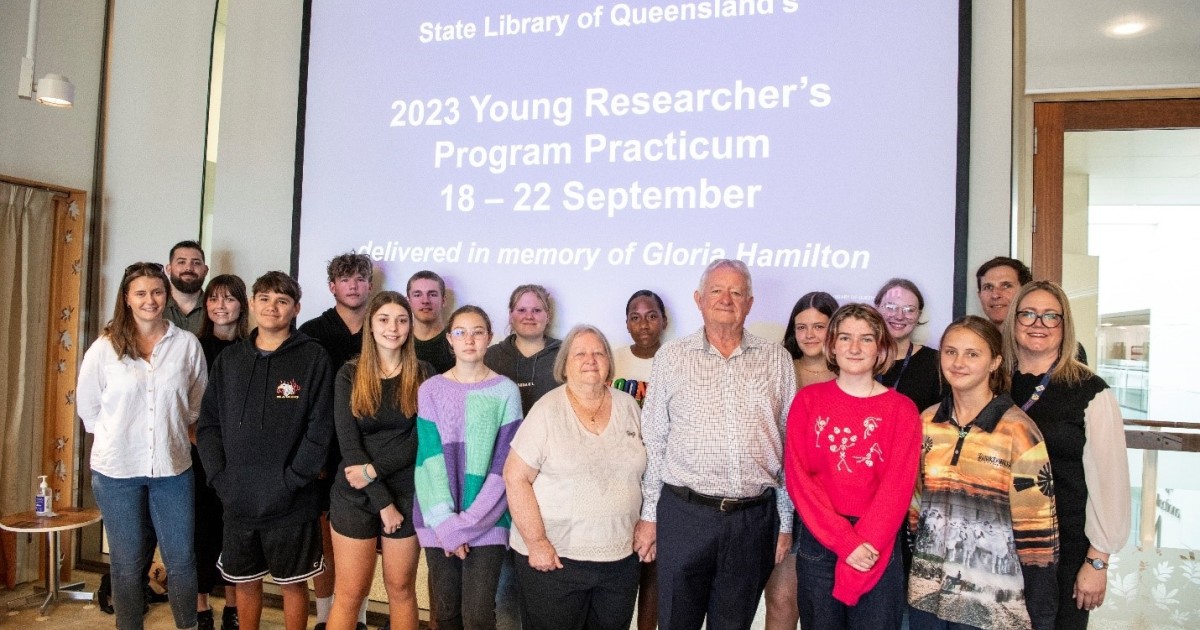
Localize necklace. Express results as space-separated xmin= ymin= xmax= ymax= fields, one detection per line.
xmin=800 ymin=364 xmax=832 ymax=375
xmin=567 ymin=386 xmax=608 ymax=426
xmin=449 ymin=367 xmax=490 ymax=384
xmin=380 ymin=362 xmax=402 ymax=378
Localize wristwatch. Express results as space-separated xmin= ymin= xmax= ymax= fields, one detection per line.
xmin=1085 ymin=557 xmax=1108 ymax=570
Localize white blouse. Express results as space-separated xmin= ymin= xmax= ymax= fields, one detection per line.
xmin=76 ymin=322 xmax=207 ymax=478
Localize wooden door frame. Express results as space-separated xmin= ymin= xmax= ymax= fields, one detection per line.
xmin=1030 ymin=98 xmax=1200 ymax=282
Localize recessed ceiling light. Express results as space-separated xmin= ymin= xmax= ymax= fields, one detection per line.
xmin=1105 ymin=16 xmax=1154 ymax=38
xmin=1110 ymin=21 xmax=1146 ymax=36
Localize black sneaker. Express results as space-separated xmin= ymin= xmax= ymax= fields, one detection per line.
xmin=198 ymin=609 xmax=216 ymax=630
xmin=96 ymin=573 xmax=114 ymax=614
xmin=222 ymin=606 xmax=240 ymax=630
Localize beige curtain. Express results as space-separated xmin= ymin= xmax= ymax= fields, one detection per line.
xmin=0 ymin=182 xmax=54 ymax=586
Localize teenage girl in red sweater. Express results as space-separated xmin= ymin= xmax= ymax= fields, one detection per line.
xmin=785 ymin=303 xmax=922 ymax=629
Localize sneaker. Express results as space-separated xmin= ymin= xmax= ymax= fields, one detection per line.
xmin=197 ymin=609 xmax=216 ymax=630
xmin=222 ymin=606 xmax=240 ymax=630
xmin=96 ymin=573 xmax=114 ymax=614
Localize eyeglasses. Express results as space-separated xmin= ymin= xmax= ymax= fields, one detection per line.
xmin=124 ymin=262 xmax=164 ymax=276
xmin=1015 ymin=310 xmax=1063 ymax=328
xmin=879 ymin=303 xmax=919 ymax=320
xmin=449 ymin=328 xmax=488 ymax=339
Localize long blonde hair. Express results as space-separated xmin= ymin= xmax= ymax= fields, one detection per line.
xmin=350 ymin=292 xmax=423 ymax=418
xmin=1001 ymin=280 xmax=1092 ymax=386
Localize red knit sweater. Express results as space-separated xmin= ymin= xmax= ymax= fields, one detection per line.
xmin=785 ymin=379 xmax=921 ymax=605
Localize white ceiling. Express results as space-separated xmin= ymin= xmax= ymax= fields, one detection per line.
xmin=1032 ymin=1 xmax=1200 ymax=206
xmin=1027 ymin=0 xmax=1200 ymax=92
xmin=1065 ymin=129 xmax=1200 ymax=206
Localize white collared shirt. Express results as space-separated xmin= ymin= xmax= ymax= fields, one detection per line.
xmin=76 ymin=322 xmax=207 ymax=478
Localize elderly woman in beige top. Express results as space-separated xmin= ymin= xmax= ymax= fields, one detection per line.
xmin=503 ymin=324 xmax=647 ymax=630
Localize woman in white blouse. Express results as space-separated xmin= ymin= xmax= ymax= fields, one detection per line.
xmin=503 ymin=324 xmax=646 ymax=630
xmin=77 ymin=262 xmax=207 ymax=630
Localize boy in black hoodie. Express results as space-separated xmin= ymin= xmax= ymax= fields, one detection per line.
xmin=198 ymin=271 xmax=333 ymax=630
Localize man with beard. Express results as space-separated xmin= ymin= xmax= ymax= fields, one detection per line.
xmin=298 ymin=253 xmax=373 ymax=630
xmin=164 ymin=240 xmax=210 ymax=334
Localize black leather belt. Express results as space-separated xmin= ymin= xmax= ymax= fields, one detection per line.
xmin=665 ymin=484 xmax=774 ymax=513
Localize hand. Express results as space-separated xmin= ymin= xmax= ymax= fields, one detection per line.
xmin=845 ymin=542 xmax=880 ymax=572
xmin=1074 ymin=561 xmax=1108 ymax=611
xmin=633 ymin=520 xmax=657 ymax=563
xmin=445 ymin=544 xmax=469 ymax=559
xmin=344 ymin=463 xmax=375 ymax=489
xmin=526 ymin=539 xmax=563 ymax=572
xmin=379 ymin=504 xmax=404 ymax=535
xmin=775 ymin=532 xmax=793 ymax=565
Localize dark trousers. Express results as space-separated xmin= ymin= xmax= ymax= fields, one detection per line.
xmin=794 ymin=524 xmax=904 ymax=630
xmin=425 ymin=545 xmax=506 ymax=630
xmin=513 ymin=551 xmax=639 ymax=630
xmin=908 ymin=605 xmax=982 ymax=630
xmin=192 ymin=445 xmax=228 ymax=593
xmin=1055 ymin=537 xmax=1090 ymax=630
xmin=655 ymin=486 xmax=778 ymax=630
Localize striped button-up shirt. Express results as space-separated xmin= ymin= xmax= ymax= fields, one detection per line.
xmin=640 ymin=327 xmax=796 ymax=531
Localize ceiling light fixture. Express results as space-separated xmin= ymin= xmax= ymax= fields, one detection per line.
xmin=1105 ymin=15 xmax=1154 ymax=39
xmin=16 ymin=0 xmax=74 ymax=108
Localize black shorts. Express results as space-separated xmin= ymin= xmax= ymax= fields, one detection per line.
xmin=329 ymin=482 xmax=415 ymax=540
xmin=218 ymin=519 xmax=325 ymax=585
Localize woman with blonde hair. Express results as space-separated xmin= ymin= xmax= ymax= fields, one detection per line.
xmin=908 ymin=315 xmax=1058 ymax=630
xmin=1003 ymin=281 xmax=1129 ymax=630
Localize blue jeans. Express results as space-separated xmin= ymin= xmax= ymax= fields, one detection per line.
xmin=794 ymin=524 xmax=904 ymax=630
xmin=93 ymin=469 xmax=198 ymax=630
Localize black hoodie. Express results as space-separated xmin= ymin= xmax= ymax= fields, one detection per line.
xmin=483 ymin=334 xmax=562 ymax=415
xmin=197 ymin=330 xmax=334 ymax=529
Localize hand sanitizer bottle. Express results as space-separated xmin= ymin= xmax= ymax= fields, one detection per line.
xmin=35 ymin=475 xmax=53 ymax=516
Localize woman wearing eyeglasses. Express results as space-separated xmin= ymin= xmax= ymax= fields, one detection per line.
xmin=77 ymin=262 xmax=207 ymax=630
xmin=414 ymin=305 xmax=523 ymax=630
xmin=1003 ymin=281 xmax=1130 ymax=630
xmin=873 ymin=278 xmax=943 ymax=413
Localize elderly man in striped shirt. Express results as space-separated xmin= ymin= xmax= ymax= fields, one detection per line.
xmin=633 ymin=258 xmax=796 ymax=630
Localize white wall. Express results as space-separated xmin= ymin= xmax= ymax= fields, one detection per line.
xmin=98 ymin=0 xmax=216 ymax=314
xmin=0 ymin=0 xmax=105 ymax=190
xmin=966 ymin=0 xmax=1015 ymax=315
xmin=205 ymin=0 xmax=302 ymax=280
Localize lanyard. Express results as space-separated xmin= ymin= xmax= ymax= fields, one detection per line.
xmin=1016 ymin=360 xmax=1056 ymax=412
xmin=879 ymin=342 xmax=914 ymax=388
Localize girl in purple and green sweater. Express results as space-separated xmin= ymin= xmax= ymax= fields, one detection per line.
xmin=414 ymin=305 xmax=523 ymax=630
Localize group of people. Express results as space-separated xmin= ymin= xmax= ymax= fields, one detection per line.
xmin=75 ymin=241 xmax=1130 ymax=630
